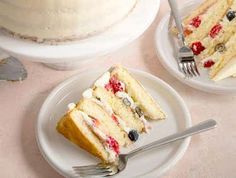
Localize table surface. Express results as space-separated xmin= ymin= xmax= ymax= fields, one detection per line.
xmin=0 ymin=1 xmax=236 ymax=178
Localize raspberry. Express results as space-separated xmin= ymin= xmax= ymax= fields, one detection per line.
xmin=191 ymin=41 xmax=205 ymax=55
xmin=190 ymin=16 xmax=201 ymax=28
xmin=105 ymin=76 xmax=124 ymax=94
xmin=210 ymin=24 xmax=222 ymax=38
xmin=203 ymin=60 xmax=215 ymax=68
xmin=106 ymin=136 xmax=119 ymax=154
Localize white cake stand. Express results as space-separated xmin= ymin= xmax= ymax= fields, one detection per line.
xmin=0 ymin=0 xmax=160 ymax=70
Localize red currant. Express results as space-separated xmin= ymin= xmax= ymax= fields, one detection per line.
xmin=191 ymin=41 xmax=205 ymax=55
xmin=210 ymin=24 xmax=222 ymax=38
xmin=190 ymin=16 xmax=201 ymax=28
xmin=203 ymin=60 xmax=215 ymax=68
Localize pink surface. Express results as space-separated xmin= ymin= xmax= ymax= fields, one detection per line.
xmin=0 ymin=1 xmax=236 ymax=178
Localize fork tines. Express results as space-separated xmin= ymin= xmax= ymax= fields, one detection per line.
xmin=178 ymin=56 xmax=200 ymax=77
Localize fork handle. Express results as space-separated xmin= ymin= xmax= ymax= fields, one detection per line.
xmin=126 ymin=119 xmax=217 ymax=158
xmin=168 ymin=0 xmax=185 ymax=46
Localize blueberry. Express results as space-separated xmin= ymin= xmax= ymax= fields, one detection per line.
xmin=128 ymin=130 xmax=139 ymax=142
xmin=227 ymin=11 xmax=236 ymax=21
xmin=215 ymin=43 xmax=226 ymax=53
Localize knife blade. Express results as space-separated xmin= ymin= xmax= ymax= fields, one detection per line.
xmin=0 ymin=56 xmax=27 ymax=81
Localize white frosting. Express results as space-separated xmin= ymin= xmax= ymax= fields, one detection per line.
xmin=95 ymin=72 xmax=111 ymax=87
xmin=68 ymin=103 xmax=76 ymax=111
xmin=0 ymin=0 xmax=137 ymax=41
xmin=115 ymin=116 xmax=131 ymax=133
xmin=82 ymin=88 xmax=93 ymax=99
xmin=140 ymin=115 xmax=151 ymax=133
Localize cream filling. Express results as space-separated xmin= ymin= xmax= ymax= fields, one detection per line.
xmin=68 ymin=103 xmax=117 ymax=162
xmin=94 ymin=71 xmax=111 ymax=88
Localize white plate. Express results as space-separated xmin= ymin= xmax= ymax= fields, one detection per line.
xmin=155 ymin=0 xmax=236 ymax=94
xmin=36 ymin=68 xmax=191 ymax=178
xmin=0 ymin=0 xmax=159 ymax=64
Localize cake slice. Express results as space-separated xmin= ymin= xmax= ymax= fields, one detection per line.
xmin=57 ymin=65 xmax=166 ymax=163
xmin=56 ymin=103 xmax=119 ymax=163
xmin=171 ymin=0 xmax=236 ymax=81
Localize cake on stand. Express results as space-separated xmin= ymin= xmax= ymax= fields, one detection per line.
xmin=0 ymin=0 xmax=160 ymax=70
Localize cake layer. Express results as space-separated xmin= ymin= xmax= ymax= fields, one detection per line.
xmin=213 ymin=57 xmax=236 ymax=81
xmin=56 ymin=107 xmax=114 ymax=163
xmin=0 ymin=0 xmax=137 ymax=42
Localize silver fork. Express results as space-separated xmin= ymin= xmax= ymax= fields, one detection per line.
xmin=168 ymin=0 xmax=200 ymax=78
xmin=73 ymin=119 xmax=217 ymax=177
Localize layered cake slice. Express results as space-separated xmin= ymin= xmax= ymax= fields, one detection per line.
xmin=172 ymin=0 xmax=236 ymax=81
xmin=57 ymin=65 xmax=166 ymax=163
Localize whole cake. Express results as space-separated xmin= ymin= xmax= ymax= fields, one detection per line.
xmin=57 ymin=65 xmax=166 ymax=163
xmin=0 ymin=0 xmax=137 ymax=42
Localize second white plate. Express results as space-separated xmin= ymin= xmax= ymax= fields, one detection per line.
xmin=36 ymin=68 xmax=191 ymax=178
xmin=155 ymin=0 xmax=236 ymax=94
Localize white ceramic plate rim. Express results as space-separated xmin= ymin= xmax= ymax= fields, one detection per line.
xmin=0 ymin=0 xmax=159 ymax=63
xmin=36 ymin=68 xmax=191 ymax=178
xmin=155 ymin=0 xmax=236 ymax=94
